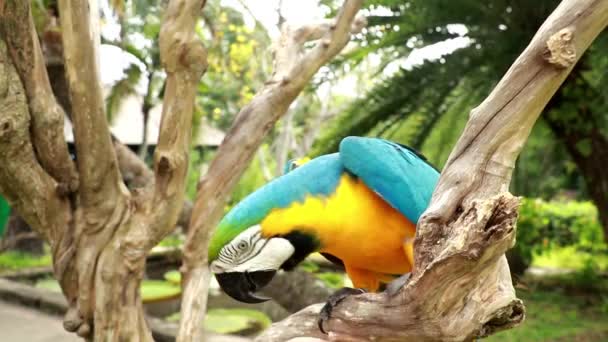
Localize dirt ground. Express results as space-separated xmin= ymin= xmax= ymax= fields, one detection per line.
xmin=0 ymin=300 xmax=80 ymax=342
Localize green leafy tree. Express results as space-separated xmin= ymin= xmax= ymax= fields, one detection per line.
xmin=314 ymin=0 xmax=608 ymax=237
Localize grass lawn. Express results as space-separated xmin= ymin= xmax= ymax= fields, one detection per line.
xmin=0 ymin=251 xmax=51 ymax=272
xmin=487 ymin=277 xmax=608 ymax=341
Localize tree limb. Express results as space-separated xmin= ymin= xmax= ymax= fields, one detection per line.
xmin=0 ymin=40 xmax=70 ymax=245
xmin=57 ymin=0 xmax=123 ymax=208
xmin=148 ymin=0 xmax=208 ymax=245
xmin=177 ymin=1 xmax=365 ymax=341
xmin=0 ymin=1 xmax=78 ymax=194
xmin=258 ymin=0 xmax=608 ymax=340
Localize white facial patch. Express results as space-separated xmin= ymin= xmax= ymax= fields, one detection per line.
xmin=210 ymin=225 xmax=295 ymax=274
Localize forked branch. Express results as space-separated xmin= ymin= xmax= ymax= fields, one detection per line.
xmin=0 ymin=1 xmax=78 ymax=194
xmin=258 ymin=0 xmax=608 ymax=340
xmin=0 ymin=40 xmax=70 ymax=245
xmin=148 ymin=0 xmax=208 ymax=245
xmin=177 ymin=1 xmax=364 ymax=341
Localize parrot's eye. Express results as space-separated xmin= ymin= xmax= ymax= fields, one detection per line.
xmin=237 ymin=241 xmax=248 ymax=250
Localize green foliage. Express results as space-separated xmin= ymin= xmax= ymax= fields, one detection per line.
xmin=35 ymin=278 xmax=62 ymax=293
xmin=316 ymin=272 xmax=346 ymax=289
xmin=0 ymin=251 xmax=52 ymax=272
xmin=511 ymin=122 xmax=584 ymax=198
xmin=515 ymin=198 xmax=606 ymax=269
xmin=228 ymin=144 xmax=275 ymax=206
xmin=298 ymin=260 xmax=321 ymax=273
xmin=140 ymin=280 xmax=181 ymax=302
xmin=0 ymin=197 xmax=9 ymax=237
xmin=185 ymin=149 xmax=205 ymax=200
xmin=196 ymin=2 xmax=271 ymax=130
xmin=163 ymin=270 xmax=181 ymax=285
xmin=314 ymin=0 xmax=608 ymax=211
xmin=313 ymin=0 xmax=556 ymax=155
xmin=156 ymin=233 xmax=184 ymax=248
xmin=203 ymin=308 xmax=271 ymax=334
xmin=533 ymin=246 xmax=608 ymax=272
xmin=487 ymin=287 xmax=608 ymax=341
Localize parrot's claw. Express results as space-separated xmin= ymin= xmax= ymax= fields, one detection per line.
xmin=318 ymin=287 xmax=366 ymax=334
xmin=385 ymin=272 xmax=411 ymax=297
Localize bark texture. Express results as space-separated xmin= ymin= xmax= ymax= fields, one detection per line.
xmin=258 ymin=0 xmax=608 ymax=341
xmin=0 ymin=0 xmax=206 ymax=340
xmin=177 ymin=1 xmax=365 ymax=341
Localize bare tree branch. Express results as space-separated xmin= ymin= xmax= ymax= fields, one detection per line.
xmin=0 ymin=1 xmax=78 ymax=194
xmin=0 ymin=40 xmax=70 ymax=245
xmin=114 ymin=139 xmax=155 ymax=189
xmin=57 ymin=0 xmax=123 ymax=208
xmin=176 ymin=1 xmax=365 ymax=341
xmin=148 ymin=0 xmax=208 ymax=245
xmin=258 ymin=0 xmax=608 ymax=340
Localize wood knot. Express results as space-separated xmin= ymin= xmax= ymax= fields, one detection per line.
xmin=0 ymin=119 xmax=13 ymax=139
xmin=63 ymin=306 xmax=84 ymax=332
xmin=543 ymin=28 xmax=576 ymax=68
xmin=56 ymin=182 xmax=71 ymax=197
xmin=157 ymin=155 xmax=172 ymax=176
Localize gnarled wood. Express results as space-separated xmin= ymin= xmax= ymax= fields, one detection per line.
xmin=0 ymin=40 xmax=70 ymax=246
xmin=1 ymin=0 xmax=207 ymax=340
xmin=0 ymin=1 xmax=78 ymax=194
xmin=57 ymin=0 xmax=123 ymax=208
xmin=177 ymin=1 xmax=365 ymax=341
xmin=258 ymin=0 xmax=608 ymax=340
xmin=149 ymin=0 xmax=207 ymax=246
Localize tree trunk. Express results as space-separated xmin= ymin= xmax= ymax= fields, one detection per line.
xmin=0 ymin=0 xmax=206 ymax=340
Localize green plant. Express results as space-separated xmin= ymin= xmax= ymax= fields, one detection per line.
xmin=164 ymin=270 xmax=181 ymax=285
xmin=167 ymin=308 xmax=271 ymax=335
xmin=140 ymin=280 xmax=181 ymax=303
xmin=316 ymin=272 xmax=346 ymax=289
xmin=513 ymin=198 xmax=606 ymax=271
xmin=35 ymin=278 xmax=62 ymax=293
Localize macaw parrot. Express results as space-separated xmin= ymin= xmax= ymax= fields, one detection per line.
xmin=208 ymin=136 xmax=439 ymax=315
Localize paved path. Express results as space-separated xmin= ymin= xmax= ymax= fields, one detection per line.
xmin=0 ymin=300 xmax=80 ymax=342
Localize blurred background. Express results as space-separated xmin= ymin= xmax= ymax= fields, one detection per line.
xmin=0 ymin=0 xmax=606 ymax=341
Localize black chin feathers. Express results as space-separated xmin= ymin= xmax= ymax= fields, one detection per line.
xmin=279 ymin=230 xmax=319 ymax=271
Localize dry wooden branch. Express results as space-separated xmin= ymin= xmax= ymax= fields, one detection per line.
xmin=57 ymin=0 xmax=123 ymax=208
xmin=0 ymin=1 xmax=78 ymax=193
xmin=148 ymin=0 xmax=207 ymax=245
xmin=0 ymin=40 xmax=70 ymax=246
xmin=177 ymin=1 xmax=364 ymax=341
xmin=258 ymin=0 xmax=608 ymax=341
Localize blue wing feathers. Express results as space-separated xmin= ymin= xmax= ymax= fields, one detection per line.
xmin=339 ymin=137 xmax=440 ymax=223
xmin=222 ymin=154 xmax=344 ymax=229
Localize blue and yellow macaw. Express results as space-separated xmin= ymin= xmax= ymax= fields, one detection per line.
xmin=208 ymin=137 xmax=439 ymax=305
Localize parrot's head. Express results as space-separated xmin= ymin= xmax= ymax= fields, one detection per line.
xmin=208 ymin=224 xmax=295 ymax=303
xmin=208 ymin=154 xmax=337 ymax=303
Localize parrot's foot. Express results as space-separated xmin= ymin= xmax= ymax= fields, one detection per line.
xmin=318 ymin=287 xmax=365 ymax=334
xmin=385 ymin=272 xmax=411 ymax=297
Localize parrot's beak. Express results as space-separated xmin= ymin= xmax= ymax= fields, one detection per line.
xmin=215 ymin=270 xmax=276 ymax=303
